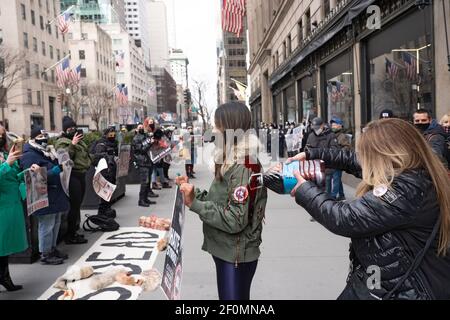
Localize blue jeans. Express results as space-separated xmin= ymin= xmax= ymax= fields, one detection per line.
xmin=325 ymin=174 xmax=333 ymax=195
xmin=213 ymin=256 xmax=258 ymax=300
xmin=152 ymin=166 xmax=166 ymax=184
xmin=331 ymin=170 xmax=345 ymax=199
xmin=37 ymin=212 xmax=64 ymax=254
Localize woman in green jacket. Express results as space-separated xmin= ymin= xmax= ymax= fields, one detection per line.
xmin=177 ymin=102 xmax=268 ymax=300
xmin=0 ymin=126 xmax=28 ymax=291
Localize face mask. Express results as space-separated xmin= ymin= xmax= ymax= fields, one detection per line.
xmin=443 ymin=126 xmax=450 ymax=134
xmin=150 ymin=124 xmax=155 ymax=130
xmin=415 ymin=123 xmax=429 ymax=133
xmin=35 ymin=138 xmax=48 ymax=148
xmin=331 ymin=128 xmax=340 ymax=133
xmin=107 ymin=136 xmax=116 ymax=142
xmin=314 ymin=128 xmax=323 ymax=136
xmin=0 ymin=137 xmax=6 ymax=149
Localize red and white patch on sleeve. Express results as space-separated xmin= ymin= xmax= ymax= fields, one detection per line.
xmin=233 ymin=186 xmax=249 ymax=204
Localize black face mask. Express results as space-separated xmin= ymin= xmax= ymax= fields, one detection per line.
xmin=138 ymin=129 xmax=145 ymax=135
xmin=415 ymin=123 xmax=429 ymax=133
xmin=65 ymin=131 xmax=75 ymax=139
xmin=0 ymin=137 xmax=6 ymax=149
xmin=149 ymin=124 xmax=155 ymax=130
xmin=35 ymin=138 xmax=48 ymax=148
xmin=107 ymin=137 xmax=116 ymax=142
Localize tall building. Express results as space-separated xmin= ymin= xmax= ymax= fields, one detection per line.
xmin=147 ymin=0 xmax=170 ymax=71
xmin=101 ymin=23 xmax=151 ymax=124
xmin=60 ymin=0 xmax=127 ymax=30
xmin=124 ymin=0 xmax=151 ymax=67
xmin=217 ymin=21 xmax=248 ymax=105
xmin=169 ymin=49 xmax=189 ymax=88
xmin=247 ymin=0 xmax=449 ymax=137
xmin=68 ymin=21 xmax=116 ymax=130
xmin=152 ymin=67 xmax=177 ymax=114
xmin=0 ymin=0 xmax=69 ymax=135
xmin=160 ymin=0 xmax=177 ymax=49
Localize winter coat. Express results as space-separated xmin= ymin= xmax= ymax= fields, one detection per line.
xmin=54 ymin=136 xmax=92 ymax=173
xmin=334 ymin=130 xmax=352 ymax=150
xmin=423 ymin=120 xmax=448 ymax=168
xmin=295 ymin=147 xmax=450 ymax=299
xmin=91 ymin=137 xmax=118 ymax=182
xmin=0 ymin=152 xmax=28 ymax=256
xmin=20 ymin=143 xmax=70 ymax=216
xmin=306 ymin=128 xmax=339 ymax=174
xmin=189 ymin=134 xmax=268 ymax=264
xmin=131 ymin=132 xmax=153 ymax=168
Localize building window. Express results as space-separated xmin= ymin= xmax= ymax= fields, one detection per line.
xmin=23 ymin=32 xmax=28 ymax=48
xmin=80 ymin=67 xmax=86 ymax=78
xmin=287 ymin=34 xmax=292 ymax=56
xmin=47 ymin=23 xmax=52 ymax=35
xmin=51 ymin=70 xmax=55 ymax=83
xmin=298 ymin=20 xmax=303 ymax=47
xmin=282 ymin=41 xmax=287 ymax=61
xmin=27 ymin=89 xmax=32 ymax=105
xmin=33 ymin=37 xmax=38 ymax=52
xmin=25 ymin=61 xmax=31 ymax=77
xmin=34 ymin=64 xmax=40 ymax=79
xmin=81 ymin=86 xmax=88 ymax=96
xmin=20 ymin=4 xmax=26 ymax=20
xmin=57 ymin=49 xmax=60 ymax=61
xmin=42 ymin=67 xmax=48 ymax=81
xmin=81 ymin=33 xmax=88 ymax=40
xmin=42 ymin=41 xmax=46 ymax=56
xmin=62 ymin=34 xmax=65 ymax=42
xmin=304 ymin=8 xmax=311 ymax=36
xmin=31 ymin=10 xmax=35 ymax=25
xmin=46 ymin=0 xmax=49 ymax=13
xmin=55 ymin=25 xmax=58 ymax=39
xmin=37 ymin=91 xmax=41 ymax=106
xmin=323 ymin=0 xmax=331 ymax=19
xmin=49 ymin=45 xmax=54 ymax=60
xmin=79 ymin=50 xmax=85 ymax=60
xmin=40 ymin=15 xmax=44 ymax=30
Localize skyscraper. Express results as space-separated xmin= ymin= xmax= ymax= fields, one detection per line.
xmin=124 ymin=0 xmax=151 ymax=67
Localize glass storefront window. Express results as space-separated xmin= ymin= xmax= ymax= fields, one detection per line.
xmin=285 ymin=84 xmax=296 ymax=123
xmin=273 ymin=93 xmax=283 ymax=125
xmin=326 ymin=72 xmax=354 ymax=134
xmin=366 ymin=8 xmax=432 ymax=121
xmin=323 ymin=51 xmax=354 ymax=135
xmin=300 ymin=75 xmax=317 ymax=123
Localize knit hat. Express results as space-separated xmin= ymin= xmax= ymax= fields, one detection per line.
xmin=62 ymin=116 xmax=77 ymax=132
xmin=30 ymin=126 xmax=45 ymax=139
xmin=103 ymin=127 xmax=116 ymax=136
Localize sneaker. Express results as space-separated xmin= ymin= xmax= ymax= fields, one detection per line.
xmin=336 ymin=196 xmax=346 ymax=201
xmin=99 ymin=208 xmax=117 ymax=219
xmin=152 ymin=183 xmax=162 ymax=190
xmin=41 ymin=254 xmax=64 ymax=265
xmin=162 ymin=183 xmax=172 ymax=189
xmin=52 ymin=248 xmax=68 ymax=260
xmin=146 ymin=199 xmax=157 ymax=205
xmin=65 ymin=235 xmax=88 ymax=245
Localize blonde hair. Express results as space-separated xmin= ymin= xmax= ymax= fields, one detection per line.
xmin=440 ymin=114 xmax=450 ymax=126
xmin=356 ymin=118 xmax=450 ymax=256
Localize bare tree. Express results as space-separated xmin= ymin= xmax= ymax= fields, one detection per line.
xmin=86 ymin=85 xmax=113 ymax=131
xmin=0 ymin=46 xmax=26 ymax=125
xmin=63 ymin=83 xmax=87 ymax=123
xmin=192 ymin=79 xmax=211 ymax=134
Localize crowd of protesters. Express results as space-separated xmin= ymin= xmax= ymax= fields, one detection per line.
xmin=0 ymin=115 xmax=187 ymax=291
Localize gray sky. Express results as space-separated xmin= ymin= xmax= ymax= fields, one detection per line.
xmin=171 ymin=0 xmax=220 ymax=114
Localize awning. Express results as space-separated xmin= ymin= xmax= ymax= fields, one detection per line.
xmin=269 ymin=0 xmax=377 ymax=88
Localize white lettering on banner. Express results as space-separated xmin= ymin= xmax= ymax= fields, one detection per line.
xmin=38 ymin=228 xmax=166 ymax=300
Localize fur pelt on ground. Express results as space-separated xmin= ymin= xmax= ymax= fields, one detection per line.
xmin=54 ymin=265 xmax=94 ymax=290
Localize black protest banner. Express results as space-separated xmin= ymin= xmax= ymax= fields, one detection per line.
xmin=161 ymin=186 xmax=185 ymax=300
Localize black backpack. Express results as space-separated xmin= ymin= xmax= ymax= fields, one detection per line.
xmin=83 ymin=214 xmax=120 ymax=232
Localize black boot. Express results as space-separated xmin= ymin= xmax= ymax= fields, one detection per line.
xmin=139 ymin=199 xmax=151 ymax=207
xmin=148 ymin=190 xmax=159 ymax=198
xmin=0 ymin=257 xmax=23 ymax=292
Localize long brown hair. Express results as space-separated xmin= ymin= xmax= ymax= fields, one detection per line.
xmin=356 ymin=118 xmax=450 ymax=256
xmin=0 ymin=125 xmax=9 ymax=152
xmin=214 ymin=102 xmax=252 ymax=180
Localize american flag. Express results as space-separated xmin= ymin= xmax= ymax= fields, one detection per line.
xmin=68 ymin=64 xmax=81 ymax=85
xmin=385 ymin=58 xmax=399 ymax=80
xmin=148 ymin=85 xmax=156 ymax=97
xmin=222 ymin=0 xmax=246 ymax=37
xmin=56 ymin=57 xmax=70 ymax=88
xmin=115 ymin=50 xmax=125 ymax=71
xmin=57 ymin=12 xmax=73 ymax=35
xmin=115 ymin=84 xmax=128 ymax=105
xmin=402 ymin=52 xmax=417 ymax=81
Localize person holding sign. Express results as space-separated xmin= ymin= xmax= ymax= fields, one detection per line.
xmin=0 ymin=125 xmax=28 ymax=291
xmin=177 ymin=102 xmax=268 ymax=300
xmin=21 ymin=127 xmax=70 ymax=265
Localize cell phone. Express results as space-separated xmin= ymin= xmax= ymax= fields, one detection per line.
xmin=76 ymin=129 xmax=84 ymax=136
xmin=12 ymin=138 xmax=24 ymax=154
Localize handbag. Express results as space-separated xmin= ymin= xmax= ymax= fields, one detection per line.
xmin=349 ymin=217 xmax=441 ymax=300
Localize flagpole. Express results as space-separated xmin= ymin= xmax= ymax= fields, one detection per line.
xmin=230 ymin=77 xmax=247 ymax=88
xmin=48 ymin=5 xmax=75 ymax=25
xmin=41 ymin=54 xmax=71 ymax=76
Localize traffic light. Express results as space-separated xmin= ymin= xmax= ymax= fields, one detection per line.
xmin=183 ymin=89 xmax=191 ymax=106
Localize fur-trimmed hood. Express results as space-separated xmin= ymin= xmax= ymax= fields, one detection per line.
xmin=208 ymin=132 xmax=262 ymax=176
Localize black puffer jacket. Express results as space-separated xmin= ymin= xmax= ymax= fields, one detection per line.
xmin=295 ymin=148 xmax=450 ymax=299
xmin=305 ymin=128 xmax=338 ymax=175
xmin=131 ymin=132 xmax=153 ymax=168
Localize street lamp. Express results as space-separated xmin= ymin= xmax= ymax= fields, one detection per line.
xmin=392 ymin=44 xmax=431 ymax=110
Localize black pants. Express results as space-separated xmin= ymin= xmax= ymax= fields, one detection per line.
xmin=138 ymin=166 xmax=153 ymax=201
xmin=67 ymin=171 xmax=86 ymax=238
xmin=213 ymin=256 xmax=258 ymax=300
xmin=185 ymin=164 xmax=194 ymax=176
xmin=162 ymin=162 xmax=170 ymax=180
xmin=0 ymin=256 xmax=8 ymax=276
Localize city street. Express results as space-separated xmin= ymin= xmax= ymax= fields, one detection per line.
xmin=1 ymin=149 xmax=352 ymax=300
